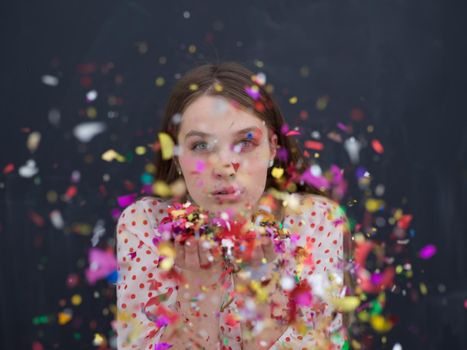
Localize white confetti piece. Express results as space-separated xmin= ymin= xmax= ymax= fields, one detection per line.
xmin=73 ymin=122 xmax=106 ymax=142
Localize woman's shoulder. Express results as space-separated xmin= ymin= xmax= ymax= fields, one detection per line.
xmin=284 ymin=192 xmax=340 ymax=217
xmin=118 ymin=195 xmax=172 ymax=225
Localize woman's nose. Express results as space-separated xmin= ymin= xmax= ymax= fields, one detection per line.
xmin=212 ymin=162 xmax=236 ymax=179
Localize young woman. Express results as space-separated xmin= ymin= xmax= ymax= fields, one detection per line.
xmin=115 ymin=62 xmax=352 ymax=349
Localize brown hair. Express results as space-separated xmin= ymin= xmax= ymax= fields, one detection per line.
xmin=152 ymin=61 xmax=324 ymax=199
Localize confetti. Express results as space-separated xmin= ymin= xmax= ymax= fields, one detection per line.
xmin=418 ymin=244 xmax=437 ymax=259
xmin=73 ymin=122 xmax=107 ymax=142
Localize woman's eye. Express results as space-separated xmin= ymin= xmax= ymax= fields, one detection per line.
xmin=235 ymin=139 xmax=255 ymax=151
xmin=191 ymin=141 xmax=210 ymax=152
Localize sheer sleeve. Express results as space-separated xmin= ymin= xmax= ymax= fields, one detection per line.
xmin=115 ymin=197 xmax=177 ymax=350
xmin=269 ymin=194 xmax=348 ymax=350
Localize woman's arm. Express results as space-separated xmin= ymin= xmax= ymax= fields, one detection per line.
xmin=115 ymin=199 xmax=178 ymax=349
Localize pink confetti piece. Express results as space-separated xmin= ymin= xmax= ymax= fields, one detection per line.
xmin=419 ymin=244 xmax=437 ymax=259
xmin=85 ymin=248 xmax=117 ymax=285
xmin=337 ymin=122 xmax=349 ymax=132
xmin=154 ymin=343 xmax=173 ymax=350
xmin=195 ymin=160 xmax=206 ymax=172
xmin=245 ymin=86 xmax=260 ymax=100
xmin=117 ymin=193 xmax=137 ymax=208
xmin=299 ymin=171 xmax=330 ymax=189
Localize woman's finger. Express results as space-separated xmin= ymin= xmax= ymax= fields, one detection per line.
xmin=198 ymin=236 xmax=213 ymax=268
xmin=184 ymin=237 xmax=200 ymax=269
xmin=173 ymin=237 xmax=185 ymax=269
xmin=250 ymin=239 xmax=265 ymax=267
xmin=260 ymin=235 xmax=277 ymax=262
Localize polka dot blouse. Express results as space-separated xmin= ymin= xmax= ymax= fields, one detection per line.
xmin=115 ymin=193 xmax=347 ymax=349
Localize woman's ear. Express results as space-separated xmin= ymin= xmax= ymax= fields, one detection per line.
xmin=269 ymin=133 xmax=278 ymax=160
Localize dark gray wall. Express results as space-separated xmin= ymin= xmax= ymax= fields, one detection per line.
xmin=1 ymin=0 xmax=466 ymax=349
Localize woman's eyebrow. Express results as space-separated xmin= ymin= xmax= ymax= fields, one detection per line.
xmin=184 ymin=126 xmax=260 ymax=140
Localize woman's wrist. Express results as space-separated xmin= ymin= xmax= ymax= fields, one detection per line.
xmin=175 ymin=287 xmax=222 ymax=347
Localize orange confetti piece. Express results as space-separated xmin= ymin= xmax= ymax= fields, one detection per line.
xmin=65 ymin=185 xmax=78 ymax=200
xmin=3 ymin=163 xmax=15 ymax=174
xmin=304 ymin=140 xmax=324 ymax=151
xmin=371 ymin=139 xmax=384 ymax=154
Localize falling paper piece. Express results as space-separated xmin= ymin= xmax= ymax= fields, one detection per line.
xmin=19 ymin=159 xmax=39 ymax=178
xmin=41 ymin=74 xmax=59 ymax=86
xmin=419 ymin=244 xmax=436 ymax=259
xmin=27 ymin=132 xmax=41 ymax=153
xmin=344 ymin=137 xmax=361 ymax=164
xmin=304 ymin=140 xmax=324 ymax=151
xmin=85 ymin=248 xmax=117 ymax=285
xmin=73 ymin=122 xmax=107 ymax=142
xmin=371 ymin=139 xmax=384 ymax=154
xmin=49 ymin=209 xmax=64 ymax=229
xmin=117 ymin=193 xmax=137 ymax=208
xmin=158 ymin=132 xmax=174 ymax=160
xmin=101 ymin=149 xmax=125 ymax=162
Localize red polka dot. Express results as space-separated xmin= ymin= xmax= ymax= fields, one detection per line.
xmin=143 ymin=220 xmax=148 ymax=225
xmin=318 ymin=226 xmax=324 ymax=231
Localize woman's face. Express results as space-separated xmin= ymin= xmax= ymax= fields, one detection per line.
xmin=176 ymin=95 xmax=277 ymax=217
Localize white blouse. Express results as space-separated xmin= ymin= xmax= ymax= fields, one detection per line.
xmin=115 ymin=193 xmax=347 ymax=349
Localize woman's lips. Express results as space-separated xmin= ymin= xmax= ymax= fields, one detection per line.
xmin=211 ymin=187 xmax=243 ymax=202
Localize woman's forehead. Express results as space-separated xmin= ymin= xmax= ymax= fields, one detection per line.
xmin=179 ymin=95 xmax=267 ymax=136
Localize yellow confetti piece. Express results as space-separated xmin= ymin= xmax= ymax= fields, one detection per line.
xmin=316 ymin=96 xmax=330 ymax=110
xmin=365 ymin=198 xmax=385 ymax=213
xmin=358 ymin=310 xmax=370 ymax=322
xmin=289 ymin=96 xmax=298 ymax=104
xmin=93 ymin=333 xmax=105 ymax=346
xmin=370 ymin=314 xmax=393 ymax=333
xmin=188 ymin=44 xmax=196 ymax=53
xmin=394 ymin=209 xmax=403 ymax=220
xmin=214 ymin=83 xmax=223 ymax=92
xmin=155 ymin=77 xmax=165 ymax=87
xmin=71 ymin=294 xmax=82 ymax=306
xmin=294 ymin=320 xmax=308 ymax=335
xmin=271 ymin=167 xmax=284 ymax=179
xmin=153 ymin=180 xmax=171 ymax=197
xmin=189 ymin=83 xmax=199 ymax=91
xmin=159 ymin=257 xmax=174 ymax=271
xmin=419 ymin=283 xmax=428 ymax=295
xmin=27 ymin=131 xmax=41 ymax=152
xmin=158 ymin=242 xmax=176 ymax=258
xmin=351 ymin=339 xmax=362 ymax=349
xmin=331 ymin=296 xmax=361 ymax=312
xmin=57 ymin=312 xmax=72 ymax=325
xmin=145 ymin=163 xmax=156 ymax=174
xmin=158 ymin=132 xmax=174 ymax=160
xmin=101 ymin=149 xmax=126 ymax=162
xmin=135 ymin=146 xmax=146 ymax=155
xmin=249 ymin=280 xmax=268 ymax=302
xmin=86 ymin=106 xmax=97 ymax=118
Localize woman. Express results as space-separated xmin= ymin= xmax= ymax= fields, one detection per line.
xmin=115 ymin=62 xmax=352 ymax=349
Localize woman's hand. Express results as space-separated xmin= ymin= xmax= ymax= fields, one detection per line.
xmin=232 ymin=234 xmax=290 ymax=349
xmin=160 ymin=235 xmax=226 ymax=349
